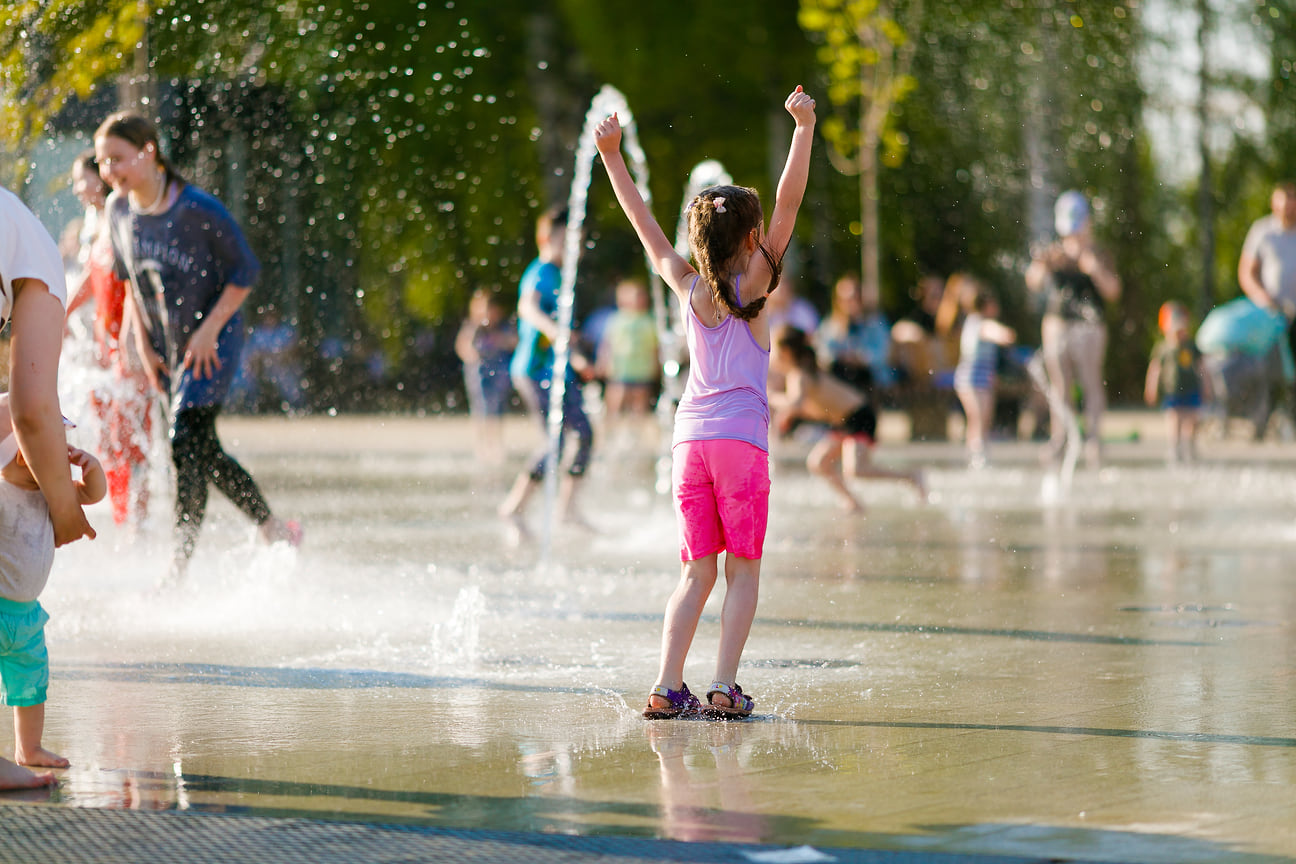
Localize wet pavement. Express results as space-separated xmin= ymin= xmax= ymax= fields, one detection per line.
xmin=3 ymin=412 xmax=1294 ymax=863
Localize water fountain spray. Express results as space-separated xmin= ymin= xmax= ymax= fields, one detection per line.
xmin=540 ymin=85 xmax=651 ymax=559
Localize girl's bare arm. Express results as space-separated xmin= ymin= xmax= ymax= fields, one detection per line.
xmin=763 ymin=87 xmax=817 ymax=263
xmin=594 ymin=115 xmax=695 ymax=302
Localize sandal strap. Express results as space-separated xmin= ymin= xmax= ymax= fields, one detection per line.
xmin=706 ymin=681 xmax=754 ymax=712
xmin=649 ymin=683 xmax=699 ymax=710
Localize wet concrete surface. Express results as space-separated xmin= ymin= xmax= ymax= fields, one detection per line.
xmin=4 ymin=412 xmax=1295 ymax=863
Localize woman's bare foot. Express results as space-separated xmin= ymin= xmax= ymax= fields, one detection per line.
xmin=259 ymin=517 xmax=303 ymax=547
xmin=16 ymin=746 xmax=69 ymax=769
xmin=0 ymin=758 xmax=56 ymax=790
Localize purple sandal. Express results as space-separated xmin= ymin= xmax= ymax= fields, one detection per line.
xmin=703 ymin=681 xmax=754 ymax=719
xmin=643 ymin=683 xmax=701 ymax=719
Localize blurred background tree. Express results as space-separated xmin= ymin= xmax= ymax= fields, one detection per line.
xmin=1 ymin=0 xmax=1290 ymax=413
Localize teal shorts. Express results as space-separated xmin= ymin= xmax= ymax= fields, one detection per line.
xmin=0 ymin=596 xmax=50 ymax=708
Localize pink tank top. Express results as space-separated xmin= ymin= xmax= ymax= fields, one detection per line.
xmin=673 ymin=277 xmax=770 ymax=451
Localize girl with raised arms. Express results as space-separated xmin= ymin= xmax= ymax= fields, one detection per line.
xmin=594 ymin=85 xmax=816 ymax=719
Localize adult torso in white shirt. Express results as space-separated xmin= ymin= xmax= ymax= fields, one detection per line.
xmin=1243 ymin=214 xmax=1296 ymax=315
xmin=0 ymin=187 xmax=69 ymax=326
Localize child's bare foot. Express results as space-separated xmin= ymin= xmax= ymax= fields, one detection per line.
xmin=16 ymin=746 xmax=69 ymax=769
xmin=561 ymin=509 xmax=598 ymax=532
xmin=0 ymin=758 xmax=56 ymax=790
xmin=502 ymin=512 xmax=531 ymax=547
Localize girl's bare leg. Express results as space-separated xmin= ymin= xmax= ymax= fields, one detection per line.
xmin=649 ymin=554 xmax=719 ymax=710
xmin=14 ymin=703 xmax=67 ymax=768
xmin=711 ymin=554 xmax=761 ymax=707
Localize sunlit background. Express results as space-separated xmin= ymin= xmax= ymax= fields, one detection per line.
xmin=3 ymin=0 xmax=1293 ymax=411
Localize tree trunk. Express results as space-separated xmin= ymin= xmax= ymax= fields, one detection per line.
xmin=858 ymin=63 xmax=881 ymax=305
xmin=859 ymin=118 xmax=880 ymax=305
xmin=1197 ymin=0 xmax=1215 ymax=319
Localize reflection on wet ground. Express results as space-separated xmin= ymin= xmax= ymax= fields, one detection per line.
xmin=11 ymin=415 xmax=1296 ymax=863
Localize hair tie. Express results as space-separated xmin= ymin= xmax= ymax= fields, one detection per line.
xmin=712 ymin=196 xmax=726 ymax=213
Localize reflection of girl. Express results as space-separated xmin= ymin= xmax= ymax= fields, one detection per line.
xmin=1026 ymin=191 xmax=1121 ymax=465
xmin=64 ymin=150 xmax=153 ymax=526
xmin=95 ymin=112 xmax=299 ymax=579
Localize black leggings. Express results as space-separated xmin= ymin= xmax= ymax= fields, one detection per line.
xmin=172 ymin=406 xmax=272 ymax=563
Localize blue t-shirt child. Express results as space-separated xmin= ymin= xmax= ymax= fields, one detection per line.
xmin=510 ymin=257 xmax=561 ymax=384
xmin=106 ymin=185 xmax=260 ymax=413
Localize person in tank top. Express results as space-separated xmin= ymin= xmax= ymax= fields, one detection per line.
xmin=595 ymin=86 xmax=816 ymax=720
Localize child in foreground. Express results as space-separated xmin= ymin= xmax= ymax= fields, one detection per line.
xmin=770 ymin=325 xmax=925 ymax=512
xmin=595 ymin=85 xmax=816 ymax=720
xmin=1145 ymin=301 xmax=1210 ymax=463
xmin=2 ymin=185 xmax=99 ymax=789
xmin=0 ymin=396 xmax=106 ymax=788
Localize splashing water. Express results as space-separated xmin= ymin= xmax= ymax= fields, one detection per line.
xmin=431 ymin=585 xmax=486 ymax=665
xmin=541 ymin=85 xmax=651 ymax=557
xmin=58 ymin=307 xmax=173 ymax=536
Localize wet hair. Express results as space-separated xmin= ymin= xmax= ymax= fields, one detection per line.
xmin=94 ymin=111 xmax=185 ymax=188
xmin=773 ymin=325 xmax=819 ymax=379
xmin=687 ymin=185 xmax=782 ymax=321
xmin=73 ymin=149 xmax=110 ymax=194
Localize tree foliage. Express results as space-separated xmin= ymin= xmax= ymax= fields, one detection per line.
xmin=0 ymin=0 xmax=1290 ymax=406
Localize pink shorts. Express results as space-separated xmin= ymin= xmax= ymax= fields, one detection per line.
xmin=672 ymin=439 xmax=770 ymax=561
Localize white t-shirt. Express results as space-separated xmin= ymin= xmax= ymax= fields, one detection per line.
xmin=0 ymin=480 xmax=55 ymax=603
xmin=0 ymin=187 xmax=68 ymax=327
xmin=1242 ymin=214 xmax=1296 ymax=318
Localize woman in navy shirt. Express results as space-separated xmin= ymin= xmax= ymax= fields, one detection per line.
xmin=96 ymin=112 xmax=299 ymax=580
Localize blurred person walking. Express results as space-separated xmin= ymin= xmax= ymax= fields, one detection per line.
xmin=95 ymin=112 xmax=300 ymax=581
xmin=1026 ymin=190 xmax=1121 ymax=466
xmin=1238 ymin=180 xmax=1296 ymax=417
